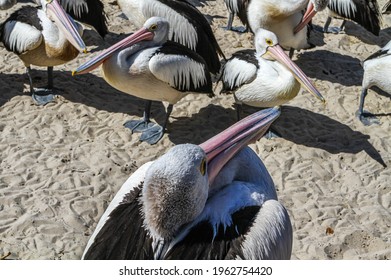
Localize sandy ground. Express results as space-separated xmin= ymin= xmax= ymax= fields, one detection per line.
xmin=0 ymin=0 xmax=390 ymax=260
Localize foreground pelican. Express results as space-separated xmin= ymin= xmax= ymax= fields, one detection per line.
xmin=246 ymin=0 xmax=327 ymax=55
xmin=358 ymin=40 xmax=391 ymax=125
xmin=221 ymin=28 xmax=325 ymax=122
xmin=0 ymin=0 xmax=87 ymax=105
xmin=116 ymin=0 xmax=224 ymax=74
xmin=325 ymin=0 xmax=382 ymax=35
xmin=82 ymin=107 xmax=293 ymax=260
xmin=73 ymin=17 xmax=213 ymax=145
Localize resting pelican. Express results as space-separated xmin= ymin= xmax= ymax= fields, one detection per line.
xmin=82 ymin=106 xmax=293 ymax=260
xmin=358 ymin=40 xmax=391 ymax=125
xmin=0 ymin=0 xmax=87 ymax=105
xmin=221 ymin=28 xmax=325 ymax=122
xmin=116 ymin=0 xmax=224 ymax=74
xmin=73 ymin=17 xmax=213 ymax=145
xmin=0 ymin=0 xmax=16 ymax=10
xmin=246 ymin=0 xmax=323 ymax=55
xmin=383 ymin=0 xmax=391 ymax=14
xmin=223 ymin=0 xmax=249 ymax=32
xmin=313 ymin=0 xmax=382 ymax=35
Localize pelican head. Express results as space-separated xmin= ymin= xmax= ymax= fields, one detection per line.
xmin=294 ymin=0 xmax=328 ymax=33
xmin=72 ymin=17 xmax=170 ymax=75
xmin=141 ymin=107 xmax=281 ymax=240
xmin=255 ymin=29 xmax=325 ymax=103
xmin=40 ymin=0 xmax=87 ymax=53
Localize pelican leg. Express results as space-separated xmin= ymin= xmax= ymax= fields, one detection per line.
xmin=323 ymin=17 xmax=341 ymax=34
xmin=357 ymin=88 xmax=380 ymax=126
xmin=124 ymin=100 xmax=155 ymax=132
xmin=225 ymin=13 xmax=234 ymax=31
xmin=289 ymin=48 xmax=295 ymax=59
xmin=139 ymin=104 xmax=173 ymax=145
xmin=235 ymin=103 xmax=242 ymax=121
xmin=30 ymin=66 xmax=55 ymax=106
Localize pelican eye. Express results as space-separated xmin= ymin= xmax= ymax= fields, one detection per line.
xmin=149 ymin=24 xmax=158 ymax=31
xmin=265 ymin=39 xmax=273 ymax=46
xmin=199 ymin=158 xmax=207 ymax=176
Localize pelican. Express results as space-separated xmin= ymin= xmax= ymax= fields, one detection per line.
xmin=0 ymin=0 xmax=87 ymax=105
xmin=0 ymin=0 xmax=16 ymax=10
xmin=57 ymin=0 xmax=108 ymax=37
xmin=358 ymin=40 xmax=391 ymax=125
xmin=323 ymin=0 xmax=381 ymax=35
xmin=116 ymin=0 xmax=224 ymax=74
xmin=383 ymin=0 xmax=391 ymax=14
xmin=223 ymin=0 xmax=249 ymax=32
xmin=82 ymin=106 xmax=293 ymax=260
xmin=73 ymin=17 xmax=213 ymax=145
xmin=246 ymin=0 xmax=323 ymax=55
xmin=220 ymin=28 xmax=325 ymax=122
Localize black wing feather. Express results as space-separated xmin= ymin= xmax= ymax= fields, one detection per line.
xmin=83 ymin=184 xmax=154 ymax=260
xmin=328 ymin=0 xmax=382 ymax=35
xmin=158 ymin=0 xmax=224 ymax=74
xmin=164 ymin=206 xmax=260 ymax=260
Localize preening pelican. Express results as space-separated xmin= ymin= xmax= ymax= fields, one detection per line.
xmin=116 ymin=0 xmax=224 ymax=74
xmin=0 ymin=0 xmax=87 ymax=105
xmin=223 ymin=0 xmax=249 ymax=32
xmin=73 ymin=17 xmax=213 ymax=145
xmin=221 ymin=28 xmax=325 ymax=121
xmin=358 ymin=40 xmax=391 ymax=125
xmin=246 ymin=0 xmax=318 ymax=54
xmin=324 ymin=0 xmax=382 ymax=35
xmin=82 ymin=106 xmax=293 ymax=260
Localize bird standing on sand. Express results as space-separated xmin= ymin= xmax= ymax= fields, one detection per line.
xmin=0 ymin=0 xmax=87 ymax=105
xmin=81 ymin=106 xmax=293 ymax=260
xmin=73 ymin=17 xmax=213 ymax=145
xmin=221 ymin=28 xmax=325 ymax=121
xmin=358 ymin=40 xmax=391 ymax=125
xmin=324 ymin=0 xmax=382 ymax=35
xmin=223 ymin=0 xmax=249 ymax=32
xmin=116 ymin=0 xmax=224 ymax=75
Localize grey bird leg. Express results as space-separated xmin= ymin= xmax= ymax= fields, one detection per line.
xmin=323 ymin=16 xmax=343 ymax=34
xmin=124 ymin=100 xmax=155 ymax=132
xmin=235 ymin=103 xmax=242 ymax=121
xmin=289 ymin=48 xmax=295 ymax=59
xmin=226 ymin=13 xmax=234 ymax=30
xmin=224 ymin=13 xmax=247 ymax=33
xmin=357 ymin=88 xmax=380 ymax=125
xmin=139 ymin=104 xmax=173 ymax=145
xmin=28 ymin=66 xmax=55 ymax=106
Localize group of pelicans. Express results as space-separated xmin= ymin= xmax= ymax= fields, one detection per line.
xmin=0 ymin=0 xmax=390 ymax=260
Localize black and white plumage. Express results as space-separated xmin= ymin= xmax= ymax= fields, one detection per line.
xmin=223 ymin=0 xmax=249 ymax=32
xmin=82 ymin=106 xmax=293 ymax=260
xmin=57 ymin=0 xmax=108 ymax=37
xmin=221 ymin=28 xmax=324 ymax=119
xmin=325 ymin=0 xmax=382 ymax=35
xmin=116 ymin=0 xmax=224 ymax=74
xmin=73 ymin=17 xmax=213 ymax=145
xmin=383 ymin=0 xmax=391 ymax=14
xmin=246 ymin=0 xmax=315 ymax=52
xmin=0 ymin=0 xmax=87 ymax=105
xmin=358 ymin=40 xmax=391 ymax=125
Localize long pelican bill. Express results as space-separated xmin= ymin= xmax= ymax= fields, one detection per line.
xmin=72 ymin=27 xmax=154 ymax=75
xmin=200 ymin=107 xmax=281 ymax=186
xmin=267 ymin=44 xmax=325 ymax=103
xmin=46 ymin=0 xmax=87 ymax=53
xmin=293 ymin=2 xmax=317 ymax=34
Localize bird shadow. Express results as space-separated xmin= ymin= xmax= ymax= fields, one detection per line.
xmin=295 ymin=50 xmax=363 ymax=87
xmin=273 ymin=106 xmax=386 ymax=167
xmin=342 ymin=22 xmax=391 ymax=47
xmin=168 ymin=103 xmax=386 ymax=167
xmin=0 ymin=72 xmax=27 ymax=107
